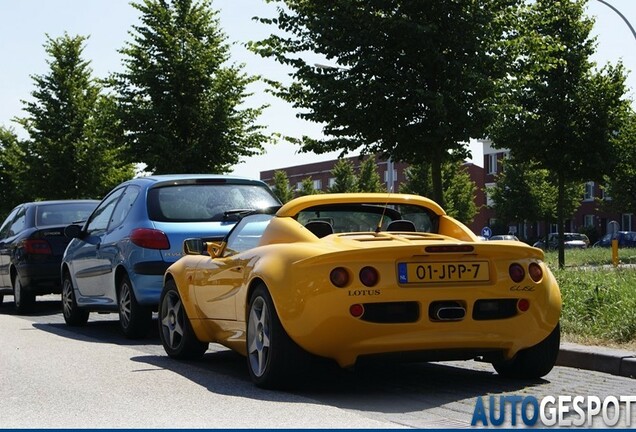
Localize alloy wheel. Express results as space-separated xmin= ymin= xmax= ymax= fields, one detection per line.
xmin=119 ymin=280 xmax=132 ymax=329
xmin=247 ymin=296 xmax=271 ymax=378
xmin=160 ymin=290 xmax=185 ymax=349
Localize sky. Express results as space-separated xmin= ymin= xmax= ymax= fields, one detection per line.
xmin=1 ymin=0 xmax=635 ymax=180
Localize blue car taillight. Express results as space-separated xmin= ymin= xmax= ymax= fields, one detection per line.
xmin=130 ymin=228 xmax=170 ymax=250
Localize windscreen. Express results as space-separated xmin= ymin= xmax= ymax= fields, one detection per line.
xmin=36 ymin=202 xmax=97 ymax=226
xmin=148 ymin=183 xmax=280 ymax=222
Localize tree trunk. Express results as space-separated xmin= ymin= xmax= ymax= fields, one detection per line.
xmin=557 ymin=171 xmax=566 ymax=269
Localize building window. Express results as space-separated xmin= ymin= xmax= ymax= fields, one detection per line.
xmin=602 ymin=185 xmax=612 ymax=201
xmin=328 ymin=177 xmax=336 ymax=188
xmin=583 ymin=182 xmax=594 ymax=201
xmin=584 ymin=215 xmax=595 ymax=228
xmin=486 ymin=153 xmax=498 ymax=174
xmin=313 ymin=179 xmax=322 ymax=190
xmin=295 ymin=181 xmax=303 ymax=191
xmin=622 ymin=214 xmax=633 ymax=231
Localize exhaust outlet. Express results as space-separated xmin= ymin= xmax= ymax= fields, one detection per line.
xmin=429 ymin=301 xmax=466 ymax=321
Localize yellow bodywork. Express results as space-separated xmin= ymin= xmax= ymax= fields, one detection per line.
xmin=165 ymin=193 xmax=561 ymax=368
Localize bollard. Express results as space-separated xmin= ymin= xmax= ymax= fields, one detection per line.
xmin=612 ymin=238 xmax=619 ymax=267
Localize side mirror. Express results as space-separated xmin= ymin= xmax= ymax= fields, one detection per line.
xmin=64 ymin=224 xmax=83 ymax=239
xmin=183 ymin=238 xmax=205 ymax=255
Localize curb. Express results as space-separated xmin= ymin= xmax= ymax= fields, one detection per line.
xmin=557 ymin=342 xmax=636 ymax=378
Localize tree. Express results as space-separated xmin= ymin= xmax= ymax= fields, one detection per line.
xmin=488 ymin=0 xmax=630 ymax=267
xmin=357 ymin=156 xmax=385 ymax=193
xmin=251 ymin=0 xmax=519 ymax=206
xmin=113 ymin=0 xmax=267 ymax=174
xmin=15 ymin=33 xmax=133 ymax=201
xmin=297 ymin=177 xmax=319 ymax=196
xmin=0 ymin=127 xmax=29 ymax=217
xmin=272 ymin=170 xmax=294 ymax=203
xmin=490 ymin=159 xmax=581 ymax=239
xmin=604 ymin=110 xmax=636 ymax=214
xmin=328 ymin=158 xmax=357 ymax=193
xmin=400 ymin=161 xmax=477 ymax=224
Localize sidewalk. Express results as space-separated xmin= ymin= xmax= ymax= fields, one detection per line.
xmin=557 ymin=342 xmax=636 ymax=378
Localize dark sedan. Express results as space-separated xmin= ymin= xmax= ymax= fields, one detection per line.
xmin=0 ymin=200 xmax=98 ymax=313
xmin=594 ymin=231 xmax=636 ymax=248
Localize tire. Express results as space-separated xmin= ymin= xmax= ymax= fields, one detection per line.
xmin=62 ymin=272 xmax=89 ymax=326
xmin=246 ymin=284 xmax=305 ymax=389
xmin=0 ymin=294 xmax=3 ymax=306
xmin=158 ymin=280 xmax=208 ymax=359
xmin=13 ymin=276 xmax=35 ymax=314
xmin=493 ymin=322 xmax=561 ymax=379
xmin=118 ymin=274 xmax=152 ymax=339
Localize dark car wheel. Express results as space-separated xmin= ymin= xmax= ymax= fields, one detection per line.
xmin=118 ymin=274 xmax=152 ymax=339
xmin=13 ymin=276 xmax=35 ymax=314
xmin=62 ymin=272 xmax=89 ymax=326
xmin=158 ymin=280 xmax=208 ymax=359
xmin=493 ymin=322 xmax=560 ymax=379
xmin=246 ymin=284 xmax=306 ymax=389
xmin=0 ymin=294 xmax=4 ymax=306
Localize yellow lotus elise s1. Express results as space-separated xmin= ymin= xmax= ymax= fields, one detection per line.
xmin=159 ymin=193 xmax=561 ymax=389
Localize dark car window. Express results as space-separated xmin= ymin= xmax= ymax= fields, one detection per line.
xmin=86 ymin=188 xmax=126 ymax=234
xmin=148 ymin=184 xmax=279 ymax=222
xmin=36 ymin=203 xmax=97 ymax=226
xmin=0 ymin=206 xmax=21 ymax=240
xmin=109 ymin=185 xmax=140 ymax=229
xmin=7 ymin=207 xmax=27 ymax=237
xmin=223 ymin=213 xmax=274 ymax=256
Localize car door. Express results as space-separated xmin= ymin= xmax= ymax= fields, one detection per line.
xmin=0 ymin=207 xmax=21 ymax=288
xmin=68 ymin=187 xmax=125 ymax=297
xmin=0 ymin=206 xmax=27 ymax=288
xmin=194 ymin=213 xmax=273 ymax=320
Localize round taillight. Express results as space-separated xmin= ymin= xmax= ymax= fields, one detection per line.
xmin=517 ymin=298 xmax=530 ymax=312
xmin=330 ymin=267 xmax=350 ymax=288
xmin=359 ymin=266 xmax=379 ymax=287
xmin=509 ymin=263 xmax=525 ymax=283
xmin=528 ymin=262 xmax=543 ymax=282
xmin=350 ymin=304 xmax=364 ymax=318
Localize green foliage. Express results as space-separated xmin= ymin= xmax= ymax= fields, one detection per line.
xmin=328 ymin=159 xmax=357 ymax=193
xmin=113 ymin=0 xmax=267 ymax=174
xmin=356 ymin=156 xmax=384 ymax=193
xmin=488 ymin=0 xmax=630 ymax=267
xmin=491 ymin=159 xmax=581 ymax=225
xmin=15 ymin=33 xmax=133 ymax=201
xmin=0 ymin=127 xmax=29 ymax=217
xmin=272 ymin=170 xmax=293 ymax=203
xmin=297 ymin=177 xmax=319 ymax=197
xmin=604 ymin=110 xmax=636 ymax=214
xmin=251 ymin=0 xmax=520 ymax=205
xmin=400 ymin=161 xmax=477 ymax=224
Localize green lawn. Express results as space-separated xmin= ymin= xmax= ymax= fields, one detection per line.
xmin=542 ymin=248 xmax=636 ymax=347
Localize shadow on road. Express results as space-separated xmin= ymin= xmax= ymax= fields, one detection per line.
xmin=127 ymin=350 xmax=544 ymax=414
xmin=31 ymin=319 xmax=161 ymax=346
xmin=0 ymin=296 xmax=62 ymax=317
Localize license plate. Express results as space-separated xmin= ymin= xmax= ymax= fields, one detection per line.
xmin=398 ymin=261 xmax=489 ymax=284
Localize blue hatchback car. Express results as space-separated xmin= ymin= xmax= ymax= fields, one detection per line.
xmin=61 ymin=175 xmax=280 ymax=338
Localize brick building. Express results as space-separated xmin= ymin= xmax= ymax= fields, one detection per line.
xmin=260 ymin=142 xmax=629 ymax=242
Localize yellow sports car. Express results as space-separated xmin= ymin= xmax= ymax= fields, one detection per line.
xmin=159 ymin=193 xmax=561 ymax=388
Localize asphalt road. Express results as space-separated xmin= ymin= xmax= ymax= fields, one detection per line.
xmin=1 ymin=295 xmax=635 ymax=428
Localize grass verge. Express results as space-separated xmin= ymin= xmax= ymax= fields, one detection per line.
xmin=543 ymin=248 xmax=636 ymax=348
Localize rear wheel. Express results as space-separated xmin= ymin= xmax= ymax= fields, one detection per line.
xmin=118 ymin=274 xmax=152 ymax=339
xmin=158 ymin=280 xmax=208 ymax=359
xmin=246 ymin=284 xmax=305 ymax=389
xmin=62 ymin=272 xmax=89 ymax=326
xmin=13 ymin=276 xmax=35 ymax=314
xmin=493 ymin=322 xmax=560 ymax=379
